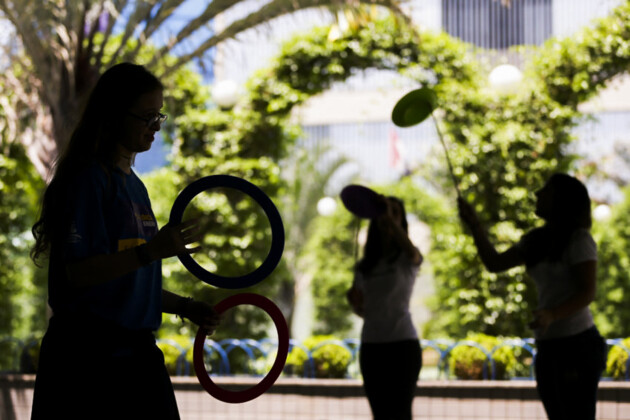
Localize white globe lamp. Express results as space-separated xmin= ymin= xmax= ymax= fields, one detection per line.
xmin=593 ymin=204 xmax=612 ymax=221
xmin=317 ymin=197 xmax=337 ymax=216
xmin=212 ymin=79 xmax=240 ymax=108
xmin=488 ymin=64 xmax=523 ymax=95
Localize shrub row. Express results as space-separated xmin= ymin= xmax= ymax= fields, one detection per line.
xmin=3 ymin=334 xmax=630 ymax=380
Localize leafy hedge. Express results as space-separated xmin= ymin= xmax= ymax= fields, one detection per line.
xmin=285 ymin=335 xmax=353 ymax=379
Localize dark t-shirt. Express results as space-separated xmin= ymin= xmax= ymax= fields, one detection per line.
xmin=48 ymin=163 xmax=162 ymax=330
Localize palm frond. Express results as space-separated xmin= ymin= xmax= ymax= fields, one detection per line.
xmin=157 ymin=0 xmax=409 ymax=77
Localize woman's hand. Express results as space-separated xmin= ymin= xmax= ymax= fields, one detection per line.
xmin=181 ymin=299 xmax=222 ymax=336
xmin=146 ymin=219 xmax=203 ymax=260
xmin=529 ymin=309 xmax=555 ymax=335
xmin=376 ymin=196 xmax=396 ymax=232
xmin=346 ymin=286 xmax=364 ymax=318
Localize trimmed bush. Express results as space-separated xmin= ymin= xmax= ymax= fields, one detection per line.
xmin=448 ymin=333 xmax=519 ymax=380
xmin=285 ymin=335 xmax=352 ymax=378
xmin=606 ymin=337 xmax=630 ymax=380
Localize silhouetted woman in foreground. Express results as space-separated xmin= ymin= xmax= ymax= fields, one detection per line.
xmin=458 ymin=173 xmax=606 ymax=420
xmin=347 ymin=195 xmax=423 ymax=420
xmin=30 ymin=63 xmax=220 ymax=419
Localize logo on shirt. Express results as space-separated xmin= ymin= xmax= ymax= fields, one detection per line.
xmin=138 ymin=213 xmax=157 ymax=228
xmin=118 ymin=238 xmax=147 ymax=251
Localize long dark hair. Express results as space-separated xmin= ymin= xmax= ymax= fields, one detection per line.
xmin=356 ymin=196 xmax=409 ymax=275
xmin=523 ymin=173 xmax=592 ymax=267
xmin=31 ymin=63 xmax=163 ymax=266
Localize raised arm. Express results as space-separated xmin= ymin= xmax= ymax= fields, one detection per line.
xmin=162 ymin=290 xmax=220 ymax=335
xmin=377 ymin=199 xmax=423 ymax=265
xmin=457 ymin=197 xmax=524 ymax=273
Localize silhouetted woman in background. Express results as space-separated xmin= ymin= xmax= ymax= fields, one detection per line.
xmin=458 ymin=173 xmax=606 ymax=420
xmin=347 ymin=195 xmax=423 ymax=420
xmin=30 ymin=63 xmax=220 ymax=419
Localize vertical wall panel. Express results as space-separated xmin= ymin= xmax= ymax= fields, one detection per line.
xmin=441 ymin=0 xmax=552 ymax=49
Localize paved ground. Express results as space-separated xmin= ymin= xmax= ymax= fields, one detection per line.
xmin=3 ymin=376 xmax=630 ymax=419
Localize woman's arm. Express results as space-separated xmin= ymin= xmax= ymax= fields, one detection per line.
xmin=66 ymin=220 xmax=202 ymax=288
xmin=532 ymin=260 xmax=597 ymax=331
xmin=385 ymin=219 xmax=423 ymax=265
xmin=162 ymin=290 xmax=221 ymax=334
xmin=346 ymin=285 xmax=364 ymax=318
xmin=458 ymin=198 xmax=524 ymax=273
xmin=66 ymin=247 xmax=150 ymax=288
xmin=377 ymin=200 xmax=422 ymax=265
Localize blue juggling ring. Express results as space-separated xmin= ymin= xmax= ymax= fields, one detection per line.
xmin=169 ymin=175 xmax=284 ymax=290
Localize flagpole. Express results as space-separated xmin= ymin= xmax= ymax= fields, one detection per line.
xmin=431 ymin=113 xmax=461 ymax=198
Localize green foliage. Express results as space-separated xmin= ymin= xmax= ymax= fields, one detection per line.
xmin=591 ymin=188 xmax=630 ymax=338
xmin=285 ymin=335 xmax=352 ymax=378
xmin=305 ymin=209 xmax=357 ymax=335
xmin=448 ymin=333 xmax=521 ymax=380
xmin=278 ymin=141 xmax=354 ymax=330
xmin=157 ymin=335 xmax=194 ymax=376
xmin=606 ymin=337 xmax=630 ymax=380
xmin=532 ymin=1 xmax=630 ymax=108
xmin=3 ymin=0 xmax=630 ymax=349
xmin=0 ymin=55 xmax=48 ymax=341
xmin=0 ymin=143 xmax=46 ymax=338
xmin=256 ymin=17 xmax=480 ymax=337
xmin=250 ymin=4 xmax=630 ymax=339
xmin=268 ymin=2 xmax=630 ymax=340
xmin=284 ymin=344 xmax=311 ymax=377
xmin=425 ymin=1 xmax=630 ymax=338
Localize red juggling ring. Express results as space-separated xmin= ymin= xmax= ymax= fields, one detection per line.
xmin=193 ymin=293 xmax=290 ymax=404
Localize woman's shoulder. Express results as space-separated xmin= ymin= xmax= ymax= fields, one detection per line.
xmin=569 ymin=228 xmax=596 ymax=249
xmin=75 ymin=160 xmax=107 ymax=177
xmin=571 ymin=227 xmax=593 ymax=238
xmin=71 ymin=161 xmax=111 ymax=190
xmin=566 ymin=228 xmax=597 ymax=262
xmin=571 ymin=228 xmax=595 ymax=246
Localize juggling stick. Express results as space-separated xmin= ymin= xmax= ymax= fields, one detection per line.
xmin=391 ymin=87 xmax=461 ymax=197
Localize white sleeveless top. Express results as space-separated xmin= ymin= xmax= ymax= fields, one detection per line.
xmin=353 ymin=251 xmax=420 ymax=343
xmin=519 ymin=228 xmax=597 ymax=340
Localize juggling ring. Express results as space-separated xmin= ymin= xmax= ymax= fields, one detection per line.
xmin=169 ymin=175 xmax=285 ymax=290
xmin=193 ymin=293 xmax=289 ymax=404
xmin=170 ymin=175 xmax=288 ymax=402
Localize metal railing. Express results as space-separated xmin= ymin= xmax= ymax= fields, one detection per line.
xmin=3 ymin=336 xmax=629 ymax=381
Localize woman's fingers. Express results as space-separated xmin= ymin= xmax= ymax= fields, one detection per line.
xmin=172 ymin=219 xmax=205 ymax=252
xmin=183 ymin=230 xmax=204 ymax=245
xmin=185 ymin=244 xmax=202 ymax=254
xmin=178 ymin=218 xmax=200 ymax=230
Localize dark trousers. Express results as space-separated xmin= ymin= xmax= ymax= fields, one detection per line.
xmin=31 ymin=315 xmax=180 ymax=420
xmin=359 ymin=339 xmax=422 ymax=420
xmin=534 ymin=326 xmax=606 ymax=420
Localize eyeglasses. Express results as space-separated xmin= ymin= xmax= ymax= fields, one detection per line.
xmin=127 ymin=111 xmax=168 ymax=127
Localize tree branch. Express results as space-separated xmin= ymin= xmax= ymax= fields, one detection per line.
xmin=146 ymin=0 xmax=242 ymax=70
xmin=93 ymin=0 xmax=126 ymax=69
xmin=158 ymin=0 xmax=409 ymax=78
xmin=124 ymin=0 xmax=184 ymax=61
xmin=0 ymin=0 xmax=53 ymax=87
xmin=107 ymin=0 xmax=156 ymax=66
